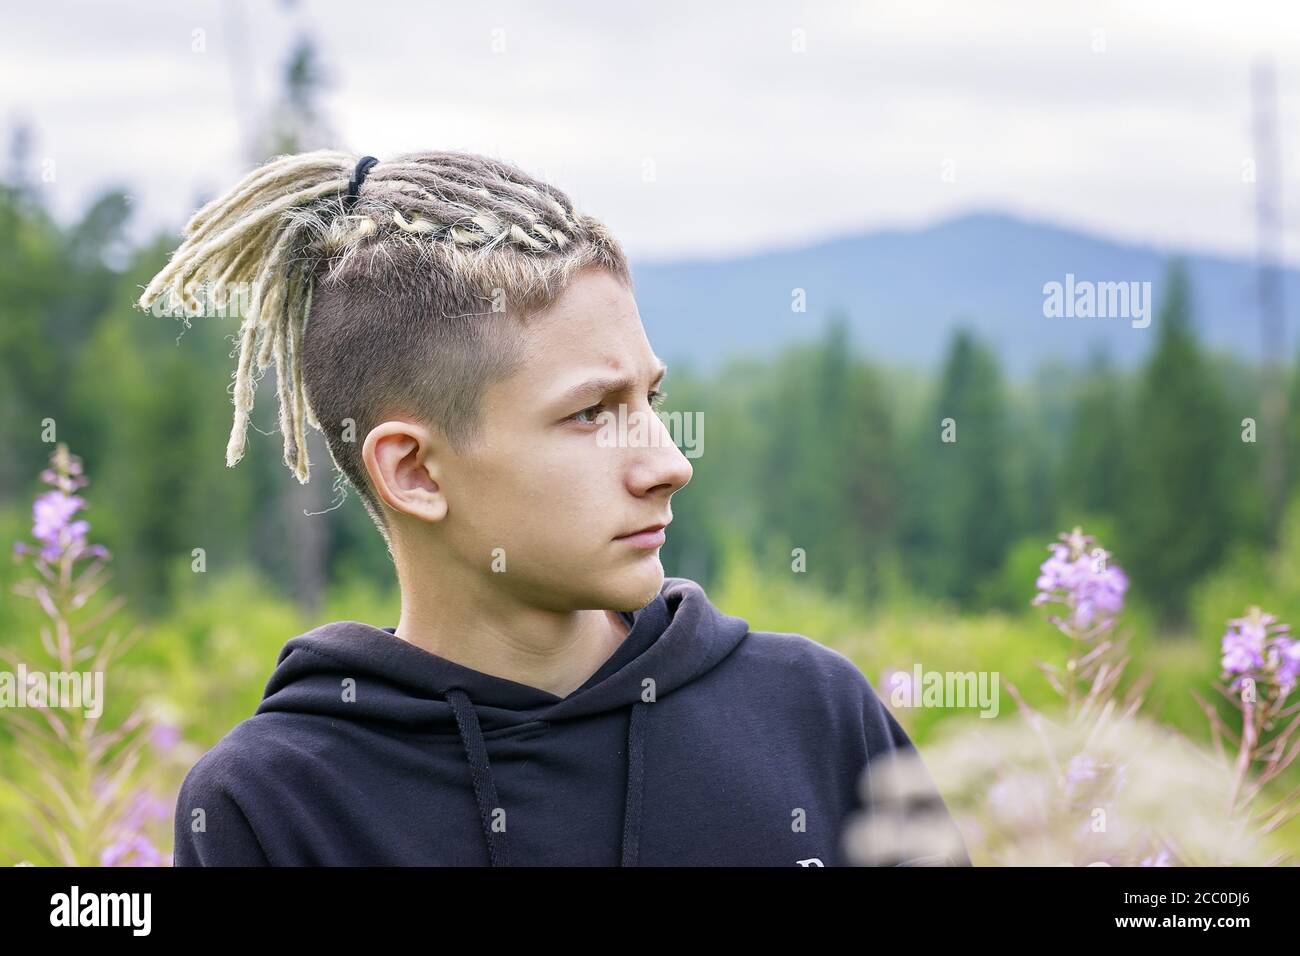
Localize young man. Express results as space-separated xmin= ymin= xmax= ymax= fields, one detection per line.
xmin=142 ymin=150 xmax=970 ymax=866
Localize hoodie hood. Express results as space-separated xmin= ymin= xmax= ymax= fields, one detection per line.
xmin=255 ymin=577 xmax=750 ymax=866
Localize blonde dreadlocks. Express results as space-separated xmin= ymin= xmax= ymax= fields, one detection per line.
xmin=137 ymin=149 xmax=631 ymax=535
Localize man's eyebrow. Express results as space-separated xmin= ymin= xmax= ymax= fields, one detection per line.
xmin=558 ymin=362 xmax=669 ymax=405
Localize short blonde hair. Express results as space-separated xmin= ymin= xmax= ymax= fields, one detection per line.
xmin=137 ymin=149 xmax=633 ymax=539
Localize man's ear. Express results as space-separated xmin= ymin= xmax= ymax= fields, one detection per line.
xmin=363 ymin=420 xmax=448 ymax=523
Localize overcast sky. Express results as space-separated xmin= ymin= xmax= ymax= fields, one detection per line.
xmin=5 ymin=0 xmax=1300 ymax=264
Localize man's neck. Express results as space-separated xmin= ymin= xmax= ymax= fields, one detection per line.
xmin=393 ymin=592 xmax=631 ymax=700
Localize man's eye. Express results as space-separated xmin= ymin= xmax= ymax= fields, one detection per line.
xmin=571 ymin=391 xmax=666 ymax=426
xmin=572 ymin=403 xmax=607 ymax=425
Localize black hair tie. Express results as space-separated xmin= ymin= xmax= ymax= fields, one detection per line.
xmin=345 ymin=155 xmax=380 ymax=207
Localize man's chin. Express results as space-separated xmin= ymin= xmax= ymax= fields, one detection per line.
xmin=593 ymin=558 xmax=664 ymax=612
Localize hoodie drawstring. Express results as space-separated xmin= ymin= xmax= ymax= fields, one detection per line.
xmin=620 ymin=701 xmax=647 ymax=866
xmin=446 ymin=688 xmax=648 ymax=866
xmin=447 ymin=688 xmax=511 ymax=866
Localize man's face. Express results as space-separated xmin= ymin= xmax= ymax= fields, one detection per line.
xmin=431 ymin=266 xmax=693 ymax=612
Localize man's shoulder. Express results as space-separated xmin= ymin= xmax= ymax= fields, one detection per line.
xmin=663 ymin=577 xmax=871 ymax=682
xmin=177 ymin=711 xmax=307 ymax=799
xmin=730 ymin=624 xmax=877 ymax=703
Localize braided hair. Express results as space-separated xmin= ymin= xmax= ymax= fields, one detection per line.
xmin=137 ymin=149 xmax=632 ymax=538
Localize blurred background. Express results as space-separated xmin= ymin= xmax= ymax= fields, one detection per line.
xmin=3 ymin=0 xmax=1300 ymax=866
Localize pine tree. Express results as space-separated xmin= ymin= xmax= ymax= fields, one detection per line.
xmin=903 ymin=327 xmax=1015 ymax=603
xmin=754 ymin=314 xmax=897 ymax=596
xmin=1121 ymin=261 xmax=1233 ymax=624
xmin=1062 ymin=347 xmax=1128 ymax=518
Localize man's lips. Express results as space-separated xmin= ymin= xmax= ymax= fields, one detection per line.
xmin=616 ymin=521 xmax=668 ymax=539
xmin=615 ymin=521 xmax=669 ymax=547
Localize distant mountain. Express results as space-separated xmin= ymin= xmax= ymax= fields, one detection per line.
xmin=630 ymin=211 xmax=1300 ymax=375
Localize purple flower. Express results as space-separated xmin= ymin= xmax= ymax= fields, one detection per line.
xmin=1221 ymin=618 xmax=1266 ymax=676
xmin=32 ymin=490 xmax=89 ymax=561
xmin=1033 ymin=528 xmax=1128 ymax=634
xmin=1221 ymin=608 xmax=1293 ymax=697
xmin=149 ymin=722 xmax=182 ymax=755
xmin=13 ymin=444 xmax=106 ymax=566
xmin=102 ymin=833 xmax=164 ymax=867
xmin=1274 ymin=638 xmax=1300 ymax=695
xmin=99 ymin=786 xmax=172 ymax=866
xmin=120 ymin=788 xmax=171 ymax=831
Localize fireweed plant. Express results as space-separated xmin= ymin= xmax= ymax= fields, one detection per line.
xmin=5 ymin=443 xmax=175 ymax=865
xmin=1195 ymin=606 xmax=1300 ymax=836
xmin=998 ymin=528 xmax=1168 ymax=863
xmin=1026 ymin=526 xmax=1139 ymax=721
xmin=909 ymin=526 xmax=1289 ymax=864
xmin=990 ymin=527 xmax=1295 ymax=864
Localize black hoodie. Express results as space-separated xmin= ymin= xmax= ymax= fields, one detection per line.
xmin=172 ymin=576 xmax=970 ymax=866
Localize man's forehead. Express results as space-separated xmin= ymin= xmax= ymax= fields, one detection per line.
xmin=520 ymin=348 xmax=667 ymax=389
xmin=517 ymin=318 xmax=657 ymax=379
